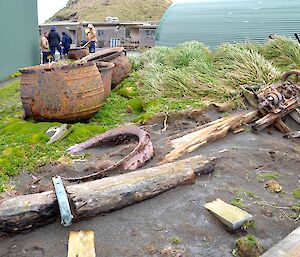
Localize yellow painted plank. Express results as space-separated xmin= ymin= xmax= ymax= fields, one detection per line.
xmin=204 ymin=198 xmax=253 ymax=230
xmin=68 ymin=230 xmax=96 ymax=257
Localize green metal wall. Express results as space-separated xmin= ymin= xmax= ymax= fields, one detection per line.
xmin=0 ymin=0 xmax=39 ymax=81
xmin=156 ymin=0 xmax=300 ymax=48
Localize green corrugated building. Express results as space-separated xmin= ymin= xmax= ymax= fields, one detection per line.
xmin=0 ymin=0 xmax=39 ymax=81
xmin=156 ymin=0 xmax=300 ymax=48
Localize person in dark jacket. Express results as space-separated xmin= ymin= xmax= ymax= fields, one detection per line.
xmin=48 ymin=26 xmax=61 ymax=60
xmin=61 ymin=32 xmax=72 ymax=56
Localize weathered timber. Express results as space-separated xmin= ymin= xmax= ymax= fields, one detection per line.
xmin=67 ymin=155 xmax=214 ymax=219
xmin=0 ymin=155 xmax=215 ymax=235
xmin=252 ymin=101 xmax=300 ymax=132
xmin=0 ymin=191 xmax=58 ymax=235
xmin=68 ymin=231 xmax=96 ymax=257
xmin=204 ymin=199 xmax=253 ymax=230
xmin=241 ymin=86 xmax=291 ymax=133
xmin=261 ymin=226 xmax=300 ymax=257
xmin=160 ymin=110 xmax=258 ymax=164
xmin=290 ymin=108 xmax=300 ymax=125
xmin=284 ymin=131 xmax=300 ymax=139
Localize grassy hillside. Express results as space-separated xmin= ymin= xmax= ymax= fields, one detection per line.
xmin=50 ymin=0 xmax=171 ymax=22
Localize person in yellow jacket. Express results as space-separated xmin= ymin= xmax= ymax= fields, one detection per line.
xmin=86 ymin=23 xmax=97 ymax=53
xmin=40 ymin=32 xmax=50 ymax=64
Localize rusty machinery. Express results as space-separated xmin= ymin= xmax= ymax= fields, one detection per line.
xmin=252 ymin=70 xmax=300 ymax=133
xmin=257 ymin=70 xmax=300 ymax=114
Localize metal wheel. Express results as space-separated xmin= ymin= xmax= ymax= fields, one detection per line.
xmin=282 ymin=70 xmax=300 ymax=84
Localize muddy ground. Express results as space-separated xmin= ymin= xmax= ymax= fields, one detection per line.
xmin=0 ymin=108 xmax=300 ymax=257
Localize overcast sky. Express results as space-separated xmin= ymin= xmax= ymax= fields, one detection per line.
xmin=38 ymin=0 xmax=69 ymax=24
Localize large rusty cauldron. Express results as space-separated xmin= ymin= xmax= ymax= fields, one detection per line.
xmin=19 ymin=62 xmax=105 ymax=122
xmin=81 ymin=47 xmax=132 ymax=88
xmin=95 ymin=61 xmax=115 ymax=99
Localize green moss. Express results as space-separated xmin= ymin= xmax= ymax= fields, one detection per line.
xmin=234 ymin=235 xmax=264 ymax=257
xmin=133 ymin=112 xmax=155 ymax=124
xmin=293 ymin=188 xmax=300 ymax=199
xmin=256 ymin=172 xmax=280 ymax=183
xmin=127 ymin=98 xmax=143 ymax=113
xmin=115 ymin=74 xmax=139 ymax=98
xmin=91 ymin=91 xmax=130 ymax=127
xmin=241 ymin=220 xmax=257 ymax=231
xmin=292 ymin=203 xmax=300 ymax=212
xmin=7 ymin=71 xmax=22 ymax=79
xmin=169 ymin=236 xmax=181 ymax=245
xmin=230 ymin=198 xmax=246 ymax=209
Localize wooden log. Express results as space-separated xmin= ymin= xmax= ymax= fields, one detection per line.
xmin=261 ymin=226 xmax=300 ymax=257
xmin=0 ymin=191 xmax=58 ymax=235
xmin=0 ymin=155 xmax=215 ymax=235
xmin=160 ymin=110 xmax=259 ymax=164
xmin=68 ymin=155 xmax=214 ymax=219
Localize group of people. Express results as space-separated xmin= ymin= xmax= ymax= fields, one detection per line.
xmin=40 ymin=24 xmax=97 ymax=64
xmin=40 ymin=26 xmax=72 ymax=63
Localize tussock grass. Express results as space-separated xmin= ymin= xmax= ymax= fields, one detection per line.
xmin=261 ymin=36 xmax=300 ymax=71
xmin=138 ymin=42 xmax=239 ymax=106
xmin=214 ymin=44 xmax=281 ymax=89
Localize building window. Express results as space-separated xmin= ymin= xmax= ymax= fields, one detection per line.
xmin=144 ymin=29 xmax=155 ymax=38
xmin=125 ymin=28 xmax=131 ymax=38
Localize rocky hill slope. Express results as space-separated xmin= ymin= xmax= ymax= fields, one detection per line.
xmin=50 ymin=0 xmax=172 ymax=22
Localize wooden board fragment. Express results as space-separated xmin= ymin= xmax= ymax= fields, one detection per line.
xmin=204 ymin=199 xmax=253 ymax=230
xmin=261 ymin=226 xmax=300 ymax=257
xmin=161 ymin=110 xmax=259 ymax=164
xmin=68 ymin=230 xmax=96 ymax=257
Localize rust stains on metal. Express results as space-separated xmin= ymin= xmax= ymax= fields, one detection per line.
xmin=68 ymin=48 xmax=89 ymax=60
xmin=253 ymin=70 xmax=300 ymax=132
xmin=19 ymin=62 xmax=105 ymax=122
xmin=65 ymin=125 xmax=154 ymax=182
xmin=95 ymin=61 xmax=115 ymax=99
xmin=80 ymin=47 xmax=132 ymax=88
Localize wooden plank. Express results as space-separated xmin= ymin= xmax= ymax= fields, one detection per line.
xmin=261 ymin=227 xmax=300 ymax=257
xmin=68 ymin=230 xmax=96 ymax=257
xmin=161 ymin=110 xmax=258 ymax=164
xmin=204 ymin=199 xmax=253 ymax=230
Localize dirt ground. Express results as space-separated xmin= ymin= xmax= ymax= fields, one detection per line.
xmin=0 ymin=108 xmax=300 ymax=257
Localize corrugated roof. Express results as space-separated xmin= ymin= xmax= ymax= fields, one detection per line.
xmin=156 ymin=0 xmax=300 ymax=48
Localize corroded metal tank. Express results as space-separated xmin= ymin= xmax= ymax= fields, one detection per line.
xmin=19 ymin=62 xmax=105 ymax=122
xmin=68 ymin=47 xmax=89 ymax=60
xmin=95 ymin=61 xmax=115 ymax=99
xmin=81 ymin=47 xmax=132 ymax=88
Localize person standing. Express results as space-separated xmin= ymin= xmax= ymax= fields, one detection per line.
xmin=48 ymin=26 xmax=62 ymax=60
xmin=86 ymin=23 xmax=97 ymax=53
xmin=40 ymin=32 xmax=50 ymax=64
xmin=61 ymin=32 xmax=72 ymax=56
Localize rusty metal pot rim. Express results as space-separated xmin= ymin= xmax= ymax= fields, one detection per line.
xmin=19 ymin=62 xmax=95 ymax=74
xmin=95 ymin=61 xmax=115 ymax=71
xmin=81 ymin=47 xmax=126 ymax=63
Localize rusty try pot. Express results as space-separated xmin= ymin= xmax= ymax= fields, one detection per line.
xmin=68 ymin=47 xmax=89 ymax=60
xmin=95 ymin=61 xmax=115 ymax=99
xmin=19 ymin=62 xmax=105 ymax=122
xmin=81 ymin=47 xmax=132 ymax=88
